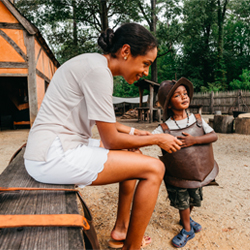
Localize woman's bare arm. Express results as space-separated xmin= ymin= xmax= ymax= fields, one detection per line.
xmin=96 ymin=121 xmax=182 ymax=153
xmin=115 ymin=122 xmax=151 ymax=136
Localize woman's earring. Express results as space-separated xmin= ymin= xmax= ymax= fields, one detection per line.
xmin=124 ymin=56 xmax=127 ymax=60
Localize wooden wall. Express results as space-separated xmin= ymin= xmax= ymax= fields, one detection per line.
xmin=191 ymin=90 xmax=250 ymax=114
xmin=0 ymin=1 xmax=28 ymax=76
xmin=34 ymin=39 xmax=57 ymax=109
xmin=0 ymin=1 xmax=58 ymax=125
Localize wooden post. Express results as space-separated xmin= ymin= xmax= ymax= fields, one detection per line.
xmin=238 ymin=90 xmax=242 ymax=111
xmin=24 ymin=32 xmax=38 ymax=127
xmin=138 ymin=86 xmax=144 ymax=121
xmin=149 ymin=84 xmax=154 ymax=123
xmin=210 ymin=91 xmax=214 ymax=114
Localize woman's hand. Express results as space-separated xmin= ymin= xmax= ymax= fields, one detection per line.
xmin=177 ymin=132 xmax=196 ymax=148
xmin=158 ymin=134 xmax=182 ymax=153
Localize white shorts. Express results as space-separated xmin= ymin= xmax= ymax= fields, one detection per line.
xmin=24 ymin=137 xmax=109 ymax=188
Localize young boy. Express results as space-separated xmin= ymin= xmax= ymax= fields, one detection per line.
xmin=152 ymin=77 xmax=219 ymax=248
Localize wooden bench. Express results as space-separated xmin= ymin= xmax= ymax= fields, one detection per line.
xmin=0 ymin=146 xmax=99 ymax=250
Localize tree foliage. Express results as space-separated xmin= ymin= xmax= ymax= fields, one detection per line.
xmin=229 ymin=69 xmax=250 ymax=90
xmin=14 ymin=0 xmax=250 ymax=96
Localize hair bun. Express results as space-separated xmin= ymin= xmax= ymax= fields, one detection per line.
xmin=98 ymin=28 xmax=114 ymax=53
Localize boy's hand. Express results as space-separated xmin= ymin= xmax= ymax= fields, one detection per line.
xmin=159 ymin=134 xmax=182 ymax=153
xmin=177 ymin=132 xmax=196 ymax=148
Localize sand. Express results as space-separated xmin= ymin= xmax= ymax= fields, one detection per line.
xmin=0 ymin=117 xmax=249 ymax=250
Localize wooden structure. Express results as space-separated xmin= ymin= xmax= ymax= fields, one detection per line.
xmin=235 ymin=117 xmax=250 ymax=135
xmin=188 ymin=104 xmax=203 ymax=115
xmin=134 ymin=79 xmax=161 ymax=122
xmin=0 ymin=146 xmax=99 ymax=249
xmin=0 ymin=0 xmax=60 ymax=128
xmin=191 ymin=90 xmax=250 ymax=114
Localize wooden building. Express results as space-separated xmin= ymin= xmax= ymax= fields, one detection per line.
xmin=0 ymin=0 xmax=60 ymax=128
xmin=134 ymin=79 xmax=161 ymax=122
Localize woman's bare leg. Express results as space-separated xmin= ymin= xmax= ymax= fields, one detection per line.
xmin=111 ymin=150 xmax=140 ymax=241
xmin=111 ymin=180 xmax=137 ymax=241
xmin=91 ymin=150 xmax=165 ymax=250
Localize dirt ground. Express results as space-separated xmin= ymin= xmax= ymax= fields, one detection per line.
xmin=0 ymin=117 xmax=249 ymax=250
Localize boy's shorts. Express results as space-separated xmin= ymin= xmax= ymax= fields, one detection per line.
xmin=166 ymin=184 xmax=203 ymax=210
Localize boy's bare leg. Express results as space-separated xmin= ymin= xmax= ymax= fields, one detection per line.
xmin=179 ymin=208 xmax=191 ymax=232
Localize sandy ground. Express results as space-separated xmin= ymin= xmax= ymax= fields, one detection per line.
xmin=0 ymin=116 xmax=249 ymax=250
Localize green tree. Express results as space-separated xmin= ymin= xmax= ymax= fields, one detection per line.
xmin=15 ymin=0 xmax=142 ymax=64
xmin=224 ymin=0 xmax=250 ymax=83
xmin=229 ymin=69 xmax=250 ymax=90
xmin=179 ymin=0 xmax=218 ymax=91
xmin=215 ymin=0 xmax=229 ymax=87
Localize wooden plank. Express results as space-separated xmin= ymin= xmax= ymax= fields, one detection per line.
xmin=0 ymin=62 xmax=28 ymax=68
xmin=8 ymin=94 xmax=29 ymax=111
xmin=0 ymin=22 xmax=24 ymax=30
xmin=0 ymin=29 xmax=27 ymax=62
xmin=13 ymin=121 xmax=30 ymax=125
xmin=0 ymin=73 xmax=28 ymax=77
xmin=0 ymin=148 xmax=85 ymax=250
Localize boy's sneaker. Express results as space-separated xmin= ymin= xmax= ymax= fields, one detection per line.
xmin=172 ymin=227 xmax=195 ymax=248
xmin=179 ymin=217 xmax=202 ymax=233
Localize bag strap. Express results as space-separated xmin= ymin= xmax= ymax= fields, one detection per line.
xmin=160 ymin=123 xmax=170 ymax=133
xmin=194 ymin=113 xmax=203 ymax=127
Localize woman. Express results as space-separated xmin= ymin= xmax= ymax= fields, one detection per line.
xmin=24 ymin=23 xmax=182 ymax=250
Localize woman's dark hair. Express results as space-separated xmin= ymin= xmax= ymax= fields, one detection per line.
xmin=98 ymin=23 xmax=157 ymax=57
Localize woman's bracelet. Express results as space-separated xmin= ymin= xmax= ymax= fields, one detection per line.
xmin=129 ymin=127 xmax=135 ymax=135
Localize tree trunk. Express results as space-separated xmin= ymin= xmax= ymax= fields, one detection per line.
xmin=150 ymin=0 xmax=157 ymax=83
xmin=216 ymin=0 xmax=228 ymax=85
xmin=72 ymin=0 xmax=77 ymax=48
xmin=100 ymin=0 xmax=108 ymax=31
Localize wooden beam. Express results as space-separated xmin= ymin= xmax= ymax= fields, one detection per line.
xmin=0 ymin=29 xmax=27 ymax=61
xmin=0 ymin=62 xmax=28 ymax=68
xmin=149 ymin=84 xmax=154 ymax=123
xmin=13 ymin=121 xmax=30 ymax=125
xmin=35 ymin=48 xmax=42 ymax=66
xmin=36 ymin=69 xmax=50 ymax=83
xmin=1 ymin=0 xmax=37 ymax=35
xmin=0 ymin=22 xmax=24 ymax=29
xmin=0 ymin=73 xmax=28 ymax=77
xmin=24 ymin=31 xmax=38 ymax=126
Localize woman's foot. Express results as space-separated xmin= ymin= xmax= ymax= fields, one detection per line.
xmin=108 ymin=235 xmax=151 ymax=249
